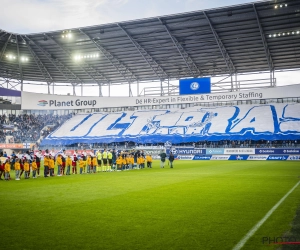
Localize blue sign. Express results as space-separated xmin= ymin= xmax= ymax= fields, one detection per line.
xmin=228 ymin=155 xmax=249 ymax=160
xmin=166 ymin=147 xmax=206 ymax=155
xmin=179 ymin=78 xmax=211 ymax=95
xmin=206 ymin=148 xmax=224 ymax=154
xmin=267 ymin=155 xmax=288 ymax=160
xmin=193 ymin=155 xmax=212 ymax=160
xmin=256 ymin=148 xmax=300 ymax=154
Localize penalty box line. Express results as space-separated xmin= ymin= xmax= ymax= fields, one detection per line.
xmin=232 ymin=180 xmax=300 ymax=250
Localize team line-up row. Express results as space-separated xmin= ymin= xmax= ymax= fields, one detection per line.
xmin=0 ymin=150 xmax=174 ymax=181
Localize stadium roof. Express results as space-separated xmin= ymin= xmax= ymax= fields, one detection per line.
xmin=0 ymin=0 xmax=299 ymax=88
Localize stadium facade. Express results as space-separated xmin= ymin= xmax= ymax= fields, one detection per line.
xmin=0 ymin=0 xmax=300 ymax=160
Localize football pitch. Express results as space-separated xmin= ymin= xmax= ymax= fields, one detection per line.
xmin=1 ymin=161 xmax=299 ymax=250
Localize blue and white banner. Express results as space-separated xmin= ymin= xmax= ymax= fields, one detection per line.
xmin=288 ymin=155 xmax=300 ymax=160
xmin=179 ymin=77 xmax=211 ymax=95
xmin=266 ymin=155 xmax=288 ymax=160
xmin=247 ymin=155 xmax=269 ymax=160
xmin=228 ymin=155 xmax=249 ymax=160
xmin=193 ymin=155 xmax=212 ymax=160
xmin=41 ymin=103 xmax=300 ymax=145
xmin=255 ymin=148 xmax=300 ymax=154
xmin=210 ymin=155 xmax=230 ymax=160
xmin=191 ymin=154 xmax=300 ymax=160
xmin=224 ymin=148 xmax=255 ymax=155
xmin=176 ymin=155 xmax=195 ymax=160
xmin=167 ymin=147 xmax=206 ymax=155
xmin=206 ymin=148 xmax=224 ymax=154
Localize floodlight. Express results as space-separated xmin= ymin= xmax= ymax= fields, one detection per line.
xmin=280 ymin=5 xmax=282 ymax=7
xmin=274 ymin=5 xmax=278 ymax=8
xmin=297 ymin=31 xmax=300 ymax=34
xmin=285 ymin=4 xmax=287 ymax=7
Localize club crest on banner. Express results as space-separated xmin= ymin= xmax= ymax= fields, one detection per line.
xmin=190 ymin=82 xmax=199 ymax=91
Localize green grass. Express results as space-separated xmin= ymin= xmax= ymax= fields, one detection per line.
xmin=1 ymin=161 xmax=300 ymax=250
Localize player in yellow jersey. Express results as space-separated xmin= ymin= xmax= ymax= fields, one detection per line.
xmin=79 ymin=158 xmax=85 ymax=174
xmin=4 ymin=159 xmax=11 ymax=181
xmin=146 ymin=154 xmax=153 ymax=168
xmin=66 ymin=155 xmax=72 ymax=175
xmin=24 ymin=160 xmax=30 ymax=179
xmin=92 ymin=156 xmax=97 ymax=173
xmin=43 ymin=154 xmax=50 ymax=178
xmin=49 ymin=155 xmax=55 ymax=177
xmin=56 ymin=154 xmax=63 ymax=176
xmin=86 ymin=155 xmax=92 ymax=173
xmin=14 ymin=158 xmax=21 ymax=180
xmin=102 ymin=149 xmax=108 ymax=172
xmin=32 ymin=159 xmax=38 ymax=178
xmin=96 ymin=150 xmax=102 ymax=172
xmin=116 ymin=155 xmax=123 ymax=170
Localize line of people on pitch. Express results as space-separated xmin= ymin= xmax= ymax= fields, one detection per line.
xmin=1 ymin=153 xmax=154 ymax=181
xmin=1 ymin=158 xmax=38 ymax=180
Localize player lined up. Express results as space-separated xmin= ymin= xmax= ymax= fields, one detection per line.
xmin=0 ymin=149 xmax=153 ymax=181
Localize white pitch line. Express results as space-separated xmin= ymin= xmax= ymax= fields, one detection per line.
xmin=232 ymin=181 xmax=300 ymax=250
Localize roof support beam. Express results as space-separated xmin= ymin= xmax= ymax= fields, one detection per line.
xmin=25 ymin=36 xmax=83 ymax=86
xmin=20 ymin=36 xmax=54 ymax=92
xmin=253 ymin=4 xmax=274 ymax=86
xmin=0 ymin=34 xmax=12 ymax=61
xmin=158 ymin=18 xmax=201 ymax=78
xmin=0 ymin=32 xmax=8 ymax=40
xmin=117 ymin=24 xmax=169 ymax=81
xmin=79 ymin=29 xmax=138 ymax=84
xmin=44 ymin=34 xmax=110 ymax=87
xmin=203 ymin=12 xmax=236 ymax=78
xmin=15 ymin=35 xmax=24 ymax=90
xmin=0 ymin=69 xmax=20 ymax=84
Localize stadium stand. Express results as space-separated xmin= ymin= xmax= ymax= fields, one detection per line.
xmin=0 ymin=114 xmax=72 ymax=143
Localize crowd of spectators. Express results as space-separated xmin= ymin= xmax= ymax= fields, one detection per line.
xmin=0 ymin=114 xmax=72 ymax=143
xmin=39 ymin=140 xmax=299 ymax=150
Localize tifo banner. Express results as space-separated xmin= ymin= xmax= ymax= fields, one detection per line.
xmin=179 ymin=77 xmax=211 ymax=95
xmin=41 ymin=103 xmax=300 ymax=145
xmin=22 ymin=85 xmax=300 ymax=110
